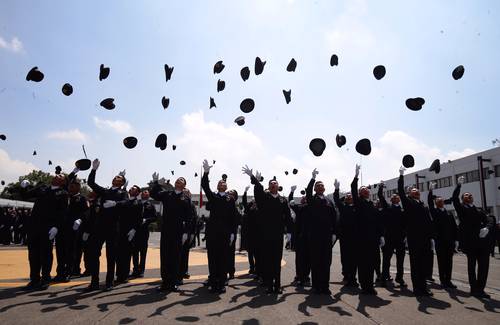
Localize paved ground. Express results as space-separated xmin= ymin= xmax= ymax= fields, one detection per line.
xmin=0 ymin=233 xmax=499 ymax=324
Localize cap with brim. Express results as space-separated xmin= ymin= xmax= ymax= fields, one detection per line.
xmin=255 ymin=57 xmax=266 ymax=75
xmin=240 ymin=67 xmax=250 ymax=81
xmin=99 ymin=64 xmax=110 ymax=81
xmin=164 ymin=64 xmax=174 ymax=82
xmin=287 ymin=58 xmax=297 ymax=72
xmin=100 ymin=98 xmax=115 ymax=110
xmin=309 ymin=138 xmax=326 ymax=156
xmin=217 ymin=79 xmax=225 ymax=92
xmin=402 ymin=154 xmax=415 ymax=168
xmin=235 ymin=116 xmax=245 ymax=126
xmin=210 ymin=97 xmax=216 ymax=109
xmin=240 ymin=98 xmax=255 ymax=113
xmin=0 ymin=134 xmax=6 ymax=141
xmin=123 ymin=136 xmax=138 ymax=149
xmin=62 ymin=83 xmax=73 ymax=96
xmin=452 ymin=65 xmax=465 ymax=80
xmin=355 ymin=138 xmax=371 ymax=155
xmin=162 ymin=96 xmax=170 ymax=109
xmin=373 ymin=65 xmax=386 ymax=80
xmin=293 ymin=168 xmax=298 ymax=175
xmin=405 ymin=97 xmax=425 ymax=111
xmin=336 ymin=134 xmax=346 ymax=147
xmin=26 ymin=67 xmax=44 ymax=82
xmin=330 ymin=54 xmax=338 ymax=66
xmin=214 ymin=61 xmax=225 ymax=74
xmin=75 ymin=159 xmax=91 ymax=171
xmin=155 ymin=134 xmax=167 ymax=150
xmin=283 ymin=89 xmax=291 ymax=104
xmin=429 ymin=159 xmax=441 ymax=173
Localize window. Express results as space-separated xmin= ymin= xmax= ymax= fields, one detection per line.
xmin=417 ymin=183 xmax=424 ymax=192
xmin=427 ymin=176 xmax=452 ymax=190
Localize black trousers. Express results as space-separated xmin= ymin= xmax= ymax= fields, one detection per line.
xmin=309 ymin=236 xmax=333 ymax=291
xmin=436 ymin=243 xmax=454 ymax=284
xmin=408 ymin=240 xmax=431 ymax=292
xmin=357 ymin=242 xmax=378 ymax=290
xmin=74 ymin=233 xmax=90 ymax=274
xmin=132 ymin=230 xmax=149 ymax=274
xmin=55 ymin=231 xmax=66 ymax=277
xmin=160 ymin=231 xmax=181 ymax=286
xmin=465 ymin=246 xmax=490 ymax=293
xmin=375 ymin=246 xmax=382 ymax=278
xmin=116 ymin=232 xmax=133 ymax=281
xmin=382 ymin=239 xmax=405 ymax=280
xmin=295 ymin=236 xmax=311 ymax=281
xmin=27 ymin=232 xmax=53 ymax=282
xmin=261 ymin=236 xmax=284 ymax=289
xmin=228 ymin=236 xmax=236 ymax=276
xmin=425 ymin=248 xmax=434 ymax=279
xmin=206 ymin=232 xmax=229 ymax=288
xmin=340 ymin=238 xmax=358 ymax=283
xmin=179 ymin=241 xmax=190 ymax=278
xmin=246 ymin=233 xmax=258 ymax=273
xmin=88 ymin=224 xmax=118 ymax=286
xmin=58 ymin=227 xmax=81 ymax=277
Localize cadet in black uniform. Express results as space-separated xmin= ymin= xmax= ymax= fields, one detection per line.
xmin=289 ymin=187 xmax=311 ymax=287
xmin=305 ymin=169 xmax=337 ymax=294
xmin=105 ymin=185 xmax=142 ymax=284
xmin=333 ymin=181 xmax=358 ymax=287
xmin=21 ymin=173 xmax=69 ymax=290
xmin=428 ymin=182 xmax=458 ymax=288
xmin=86 ymin=159 xmax=128 ymax=291
xmin=227 ymin=189 xmax=241 ymax=280
xmin=201 ymin=160 xmax=237 ymax=293
xmin=453 ymin=176 xmax=495 ymax=298
xmin=131 ymin=190 xmax=157 ymax=278
xmin=378 ymin=182 xmax=407 ymax=287
xmin=242 ymin=186 xmax=260 ymax=277
xmin=398 ymin=167 xmax=435 ymax=297
xmin=179 ymin=190 xmax=197 ymax=282
xmin=61 ymin=178 xmax=89 ymax=280
xmin=351 ymin=165 xmax=384 ymax=295
xmin=242 ymin=165 xmax=293 ymax=294
xmin=151 ymin=172 xmax=191 ymax=292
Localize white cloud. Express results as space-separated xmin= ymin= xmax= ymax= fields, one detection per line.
xmin=0 ymin=36 xmax=24 ymax=53
xmin=176 ymin=113 xmax=477 ymax=195
xmin=47 ymin=129 xmax=88 ymax=142
xmin=0 ymin=149 xmax=38 ymax=186
xmin=93 ymin=116 xmax=133 ymax=135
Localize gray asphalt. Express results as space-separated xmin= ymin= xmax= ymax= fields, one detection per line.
xmin=0 ymin=233 xmax=499 ymax=324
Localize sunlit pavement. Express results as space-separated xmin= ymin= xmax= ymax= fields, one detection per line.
xmin=0 ymin=233 xmax=499 ymax=324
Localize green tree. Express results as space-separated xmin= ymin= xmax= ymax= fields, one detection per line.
xmin=0 ymin=170 xmax=52 ymax=201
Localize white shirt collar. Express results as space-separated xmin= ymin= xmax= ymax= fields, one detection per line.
xmin=111 ymin=186 xmax=119 ymax=190
xmin=392 ymin=203 xmax=400 ymax=207
xmin=50 ymin=185 xmax=59 ymax=190
xmin=218 ymin=192 xmax=227 ymax=196
xmin=175 ymin=190 xmax=182 ymax=194
xmin=271 ymin=193 xmax=279 ymax=198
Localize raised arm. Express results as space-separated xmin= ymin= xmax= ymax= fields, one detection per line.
xmin=428 ymin=182 xmax=436 ymax=211
xmin=378 ymin=183 xmax=388 ymax=209
xmin=87 ymin=159 xmax=106 ymax=196
xmin=397 ymin=168 xmax=410 ymax=209
xmin=306 ymin=169 xmax=317 ymax=204
xmin=452 ymin=177 xmax=465 ymax=218
xmin=150 ymin=172 xmax=169 ymax=202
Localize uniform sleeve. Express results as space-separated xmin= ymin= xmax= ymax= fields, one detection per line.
xmin=351 ymin=177 xmax=359 ymax=206
xmin=252 ymin=176 xmax=265 ymax=206
xmin=305 ymin=178 xmax=315 ymax=204
xmin=452 ymin=184 xmax=464 ymax=219
xmin=378 ymin=185 xmax=388 ymax=209
xmin=150 ymin=182 xmax=168 ymax=203
xmin=397 ymin=175 xmax=410 ymax=210
xmin=87 ymin=169 xmax=106 ymax=196
xmin=427 ymin=189 xmax=436 ymax=212
xmin=201 ymin=173 xmax=215 ymax=202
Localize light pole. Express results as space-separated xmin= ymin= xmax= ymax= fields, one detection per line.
xmin=477 ymin=156 xmax=491 ymax=211
xmin=415 ymin=174 xmax=426 ymax=192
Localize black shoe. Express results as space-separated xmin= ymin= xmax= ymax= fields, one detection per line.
xmin=130 ymin=271 xmax=141 ymax=278
xmin=169 ymin=285 xmax=179 ymax=292
xmin=115 ymin=278 xmax=128 ymax=285
xmin=218 ymin=286 xmax=226 ymax=294
xmin=158 ymin=283 xmax=171 ymax=292
xmin=84 ymin=283 xmax=100 ymax=292
xmin=446 ymin=282 xmax=457 ymax=289
xmin=266 ymin=286 xmax=274 ymax=294
xmin=71 ymin=272 xmax=82 ymax=278
xmin=442 ymin=282 xmax=457 ymax=289
xmin=395 ymin=278 xmax=407 ymax=287
xmin=414 ymin=289 xmax=432 ymax=297
xmin=472 ymin=291 xmax=491 ymax=299
xmin=345 ymin=281 xmax=359 ymax=288
xmin=274 ymin=286 xmax=283 ymax=294
xmin=52 ymin=275 xmax=68 ymax=283
xmin=249 ymin=268 xmax=255 ymax=275
xmin=321 ymin=288 xmax=332 ymax=295
xmin=426 ymin=277 xmax=435 ymax=283
xmin=361 ymin=288 xmax=378 ymax=295
xmin=296 ymin=280 xmax=304 ymax=287
xmin=23 ymin=281 xmax=41 ymax=290
xmin=81 ymin=270 xmax=91 ymax=277
xmin=228 ymin=274 xmax=235 ymax=280
xmin=183 ymin=273 xmax=191 ymax=279
xmin=104 ymin=281 xmax=114 ymax=291
xmin=379 ymin=280 xmax=387 ymax=287
xmin=203 ymin=279 xmax=211 ymax=287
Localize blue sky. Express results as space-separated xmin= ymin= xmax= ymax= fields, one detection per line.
xmin=1 ymin=0 xmax=499 ymax=192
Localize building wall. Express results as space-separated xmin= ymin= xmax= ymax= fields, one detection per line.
xmin=367 ymin=147 xmax=500 ymax=221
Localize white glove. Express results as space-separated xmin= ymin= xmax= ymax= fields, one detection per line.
xmin=72 ymin=167 xmax=80 ymax=174
xmin=332 ymin=234 xmax=337 ymax=243
xmin=190 ymin=234 xmax=195 ymax=243
xmin=244 ymin=186 xmax=250 ymax=192
xmin=379 ymin=236 xmax=385 ymax=248
xmin=454 ymin=241 xmax=459 ymax=251
xmin=355 ymin=164 xmax=361 ymax=178
xmin=457 ymin=176 xmax=465 ymax=185
xmin=103 ymin=200 xmax=117 ymax=208
xmin=312 ymin=168 xmax=319 ymax=179
xmin=399 ymin=166 xmax=406 ymax=176
xmin=479 ymin=227 xmax=489 ymax=238
xmin=203 ymin=159 xmax=212 ymax=173
xmin=255 ymin=170 xmax=262 ymax=181
xmin=123 ymin=180 xmax=128 ymax=190
xmin=48 ymin=227 xmax=58 ymax=241
xmin=229 ymin=234 xmax=235 ymax=246
xmin=334 ymin=179 xmax=340 ymax=190
xmin=82 ymin=232 xmax=90 ymax=242
xmin=404 ymin=237 xmax=408 ymax=245
xmin=291 ymin=185 xmax=297 ymax=192
xmin=119 ymin=169 xmax=126 ymax=177
xmin=127 ymin=229 xmax=136 ymax=241
xmin=142 ymin=218 xmax=146 ymax=225
xmin=92 ymin=159 xmax=100 ymax=170
xmin=73 ymin=219 xmax=82 ymax=231
xmin=286 ymin=233 xmax=292 ymax=243
xmin=20 ymin=180 xmax=31 ymax=188
xmin=429 ymin=182 xmax=436 ymax=191
xmin=430 ymin=239 xmax=435 ymax=251
xmin=242 ymin=165 xmax=253 ymax=177
xmin=182 ymin=233 xmax=188 ymax=245
xmin=152 ymin=172 xmax=159 ymax=182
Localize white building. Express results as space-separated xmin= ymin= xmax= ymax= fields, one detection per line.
xmin=367 ymin=147 xmax=500 ymax=221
